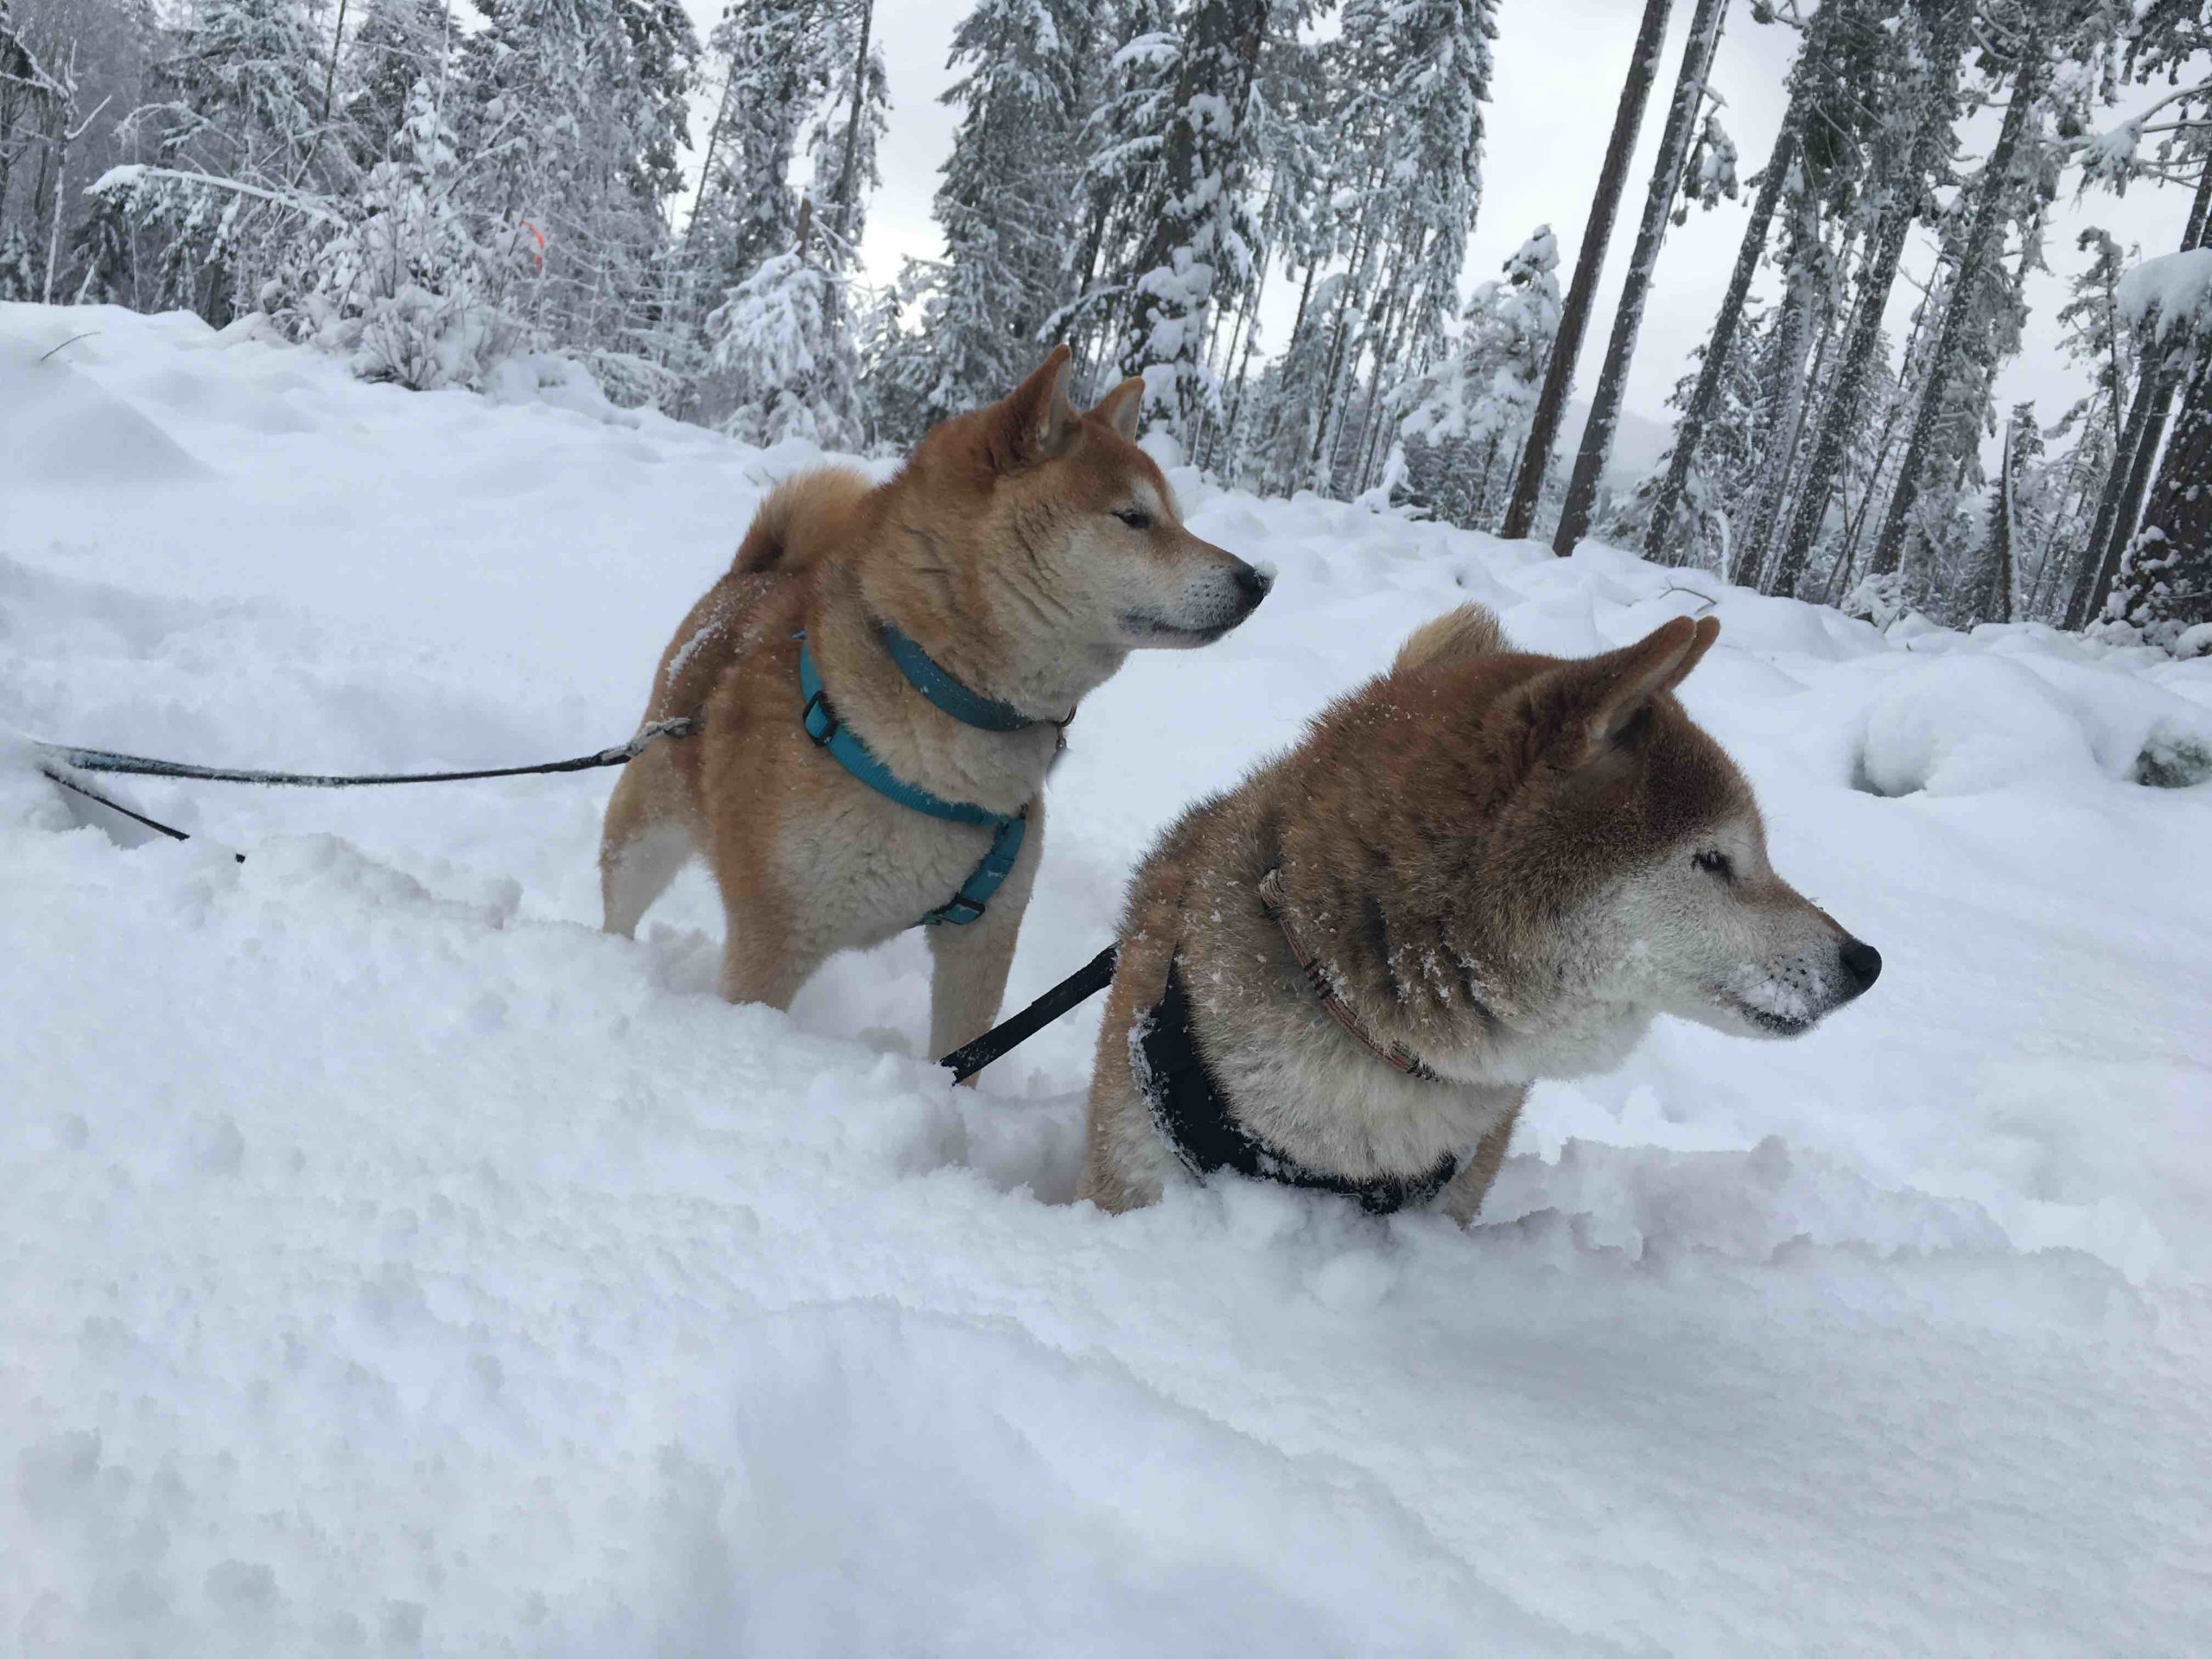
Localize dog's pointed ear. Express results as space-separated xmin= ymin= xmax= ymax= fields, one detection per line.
xmin=1534 ymin=615 xmax=1720 ymax=770
xmin=987 ymin=345 xmax=1078 ymax=472
xmin=1090 ymin=376 xmax=1145 ymax=442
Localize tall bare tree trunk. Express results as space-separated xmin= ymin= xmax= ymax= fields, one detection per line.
xmin=1868 ymin=41 xmax=2040 ymax=587
xmin=833 ymin=0 xmax=876 ymax=245
xmin=1984 ymin=410 xmax=2017 ymax=624
xmin=1555 ymin=0 xmax=1729 ymax=556
xmin=1498 ymin=0 xmax=1672 ymax=540
xmin=1643 ymin=117 xmax=1796 ymax=563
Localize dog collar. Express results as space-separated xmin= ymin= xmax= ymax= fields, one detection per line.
xmin=1257 ymin=868 xmax=1441 ymax=1081
xmin=879 ymin=620 xmax=1044 ymax=732
xmin=798 ymin=633 xmax=1027 ymax=927
xmin=1137 ymin=959 xmax=1459 ymax=1216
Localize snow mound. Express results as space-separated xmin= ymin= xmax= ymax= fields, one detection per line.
xmin=4 ymin=305 xmax=2210 ymax=1656
xmin=0 ymin=314 xmax=207 ymax=487
xmin=1847 ymin=652 xmax=2212 ymax=795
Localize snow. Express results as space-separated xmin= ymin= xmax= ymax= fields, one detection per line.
xmin=6 ymin=302 xmax=2212 ymax=1656
xmin=2115 ymin=245 xmax=2212 ymax=340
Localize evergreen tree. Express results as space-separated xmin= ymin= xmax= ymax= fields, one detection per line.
xmin=874 ymin=0 xmax=1077 ymax=435
xmin=706 ymin=241 xmax=867 ymax=449
xmin=1871 ymin=6 xmax=2058 ymax=599
xmin=1115 ymin=0 xmax=1277 ymax=439
xmin=452 ymin=0 xmax=698 ymax=354
xmin=101 ymin=0 xmax=340 ymax=321
xmin=1324 ymin=0 xmax=1495 ymax=498
xmin=1770 ymin=0 xmax=1969 ymax=599
xmin=283 ymin=75 xmax=511 ymax=389
xmin=342 ymin=0 xmax=451 ymax=166
xmin=1061 ymin=0 xmax=1178 ymax=379
xmin=1389 ymin=225 xmax=1559 ymax=528
xmin=2101 ymin=244 xmax=2212 ymax=645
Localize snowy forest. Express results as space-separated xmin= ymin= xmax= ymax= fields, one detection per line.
xmin=3 ymin=0 xmax=2208 ymax=651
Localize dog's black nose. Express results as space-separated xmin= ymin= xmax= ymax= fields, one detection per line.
xmin=1233 ymin=562 xmax=1274 ymax=606
xmin=1838 ymin=938 xmax=1882 ymax=995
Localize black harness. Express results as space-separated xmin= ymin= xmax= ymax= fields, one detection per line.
xmin=1138 ymin=960 xmax=1461 ymax=1216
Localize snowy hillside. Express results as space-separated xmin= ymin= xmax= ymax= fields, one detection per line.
xmin=6 ymin=304 xmax=2212 ymax=1656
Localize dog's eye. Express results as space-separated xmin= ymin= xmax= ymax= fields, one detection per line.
xmin=1112 ymin=507 xmax=1154 ymax=530
xmin=1694 ymin=849 xmax=1733 ymax=880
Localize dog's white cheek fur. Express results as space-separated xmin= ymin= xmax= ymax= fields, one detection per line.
xmin=1039 ymin=507 xmax=1253 ymax=647
xmin=1588 ymin=826 xmax=1852 ymax=1039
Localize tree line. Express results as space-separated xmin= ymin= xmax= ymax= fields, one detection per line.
xmin=1 ymin=0 xmax=2206 ymax=650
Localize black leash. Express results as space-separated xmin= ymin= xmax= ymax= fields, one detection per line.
xmin=29 ymin=717 xmax=696 ymax=861
xmin=31 ymin=716 xmax=697 ymax=788
xmin=41 ymin=767 xmax=245 ymax=861
xmin=939 ymin=944 xmax=1119 ymax=1082
xmin=32 ymin=714 xmax=1113 ymax=1077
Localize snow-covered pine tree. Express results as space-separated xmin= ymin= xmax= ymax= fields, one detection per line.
xmin=282 ymin=74 xmax=510 ymax=388
xmin=1 ymin=0 xmax=67 ymax=292
xmin=1389 ymin=224 xmax=1559 ymax=528
xmin=1059 ymin=0 xmax=1177 ymax=381
xmin=2024 ymin=227 xmax=2129 ymax=617
xmin=2063 ymin=0 xmax=2210 ymax=631
xmin=1115 ymin=0 xmax=1280 ymax=442
xmin=341 ymin=0 xmax=451 ymax=166
xmin=451 ymin=0 xmax=697 ymax=370
xmin=1325 ymin=0 xmax=1495 ymax=499
xmin=686 ymin=0 xmax=828 ymax=304
xmin=3 ymin=0 xmax=158 ymax=307
xmin=96 ymin=0 xmax=343 ymax=321
xmin=1642 ymin=82 xmax=1801 ymax=563
xmin=1613 ymin=292 xmax=1775 ymax=569
xmin=704 ymin=232 xmax=866 ymax=450
xmin=2101 ymin=242 xmax=2212 ymax=647
xmin=1871 ymin=3 xmax=2059 ymax=603
xmin=696 ymin=0 xmax=880 ymax=446
xmin=871 ymin=0 xmax=1084 ymax=439
xmin=1255 ymin=28 xmax=1397 ymax=496
xmin=802 ymin=0 xmax=886 ymax=257
xmin=2064 ymin=156 xmax=2209 ymax=626
xmin=1967 ymin=401 xmax=2041 ymax=626
xmin=1770 ymin=0 xmax=1969 ymax=601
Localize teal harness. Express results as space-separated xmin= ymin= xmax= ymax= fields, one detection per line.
xmin=798 ymin=623 xmax=1036 ymax=927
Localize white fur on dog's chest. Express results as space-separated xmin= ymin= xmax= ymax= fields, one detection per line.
xmin=779 ymin=778 xmax=1012 ymax=947
xmin=1202 ymin=998 xmax=1519 ymax=1182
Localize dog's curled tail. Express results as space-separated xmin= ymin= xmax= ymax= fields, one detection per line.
xmin=734 ymin=467 xmax=874 ymax=576
xmin=1395 ymin=604 xmax=1510 ymax=673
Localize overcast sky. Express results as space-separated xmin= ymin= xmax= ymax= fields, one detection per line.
xmin=689 ymin=0 xmax=2205 ymax=454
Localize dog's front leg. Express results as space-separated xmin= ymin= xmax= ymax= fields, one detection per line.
xmin=715 ymin=876 xmax=820 ymax=1010
xmin=925 ymin=808 xmax=1045 ymax=1077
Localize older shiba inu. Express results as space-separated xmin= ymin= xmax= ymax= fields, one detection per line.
xmin=599 ymin=346 xmax=1271 ymax=1058
xmin=1080 ymin=605 xmax=1881 ymax=1221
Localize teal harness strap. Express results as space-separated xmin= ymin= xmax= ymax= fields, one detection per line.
xmin=878 ymin=622 xmax=1039 ymax=732
xmin=798 ymin=636 xmax=1029 ymax=927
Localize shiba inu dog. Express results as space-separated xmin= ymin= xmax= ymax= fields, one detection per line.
xmin=599 ymin=346 xmax=1272 ymax=1058
xmin=1079 ymin=605 xmax=1882 ymax=1220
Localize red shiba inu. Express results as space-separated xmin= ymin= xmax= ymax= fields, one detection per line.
xmin=600 ymin=346 xmax=1271 ymax=1058
xmin=1080 ymin=606 xmax=1881 ymax=1220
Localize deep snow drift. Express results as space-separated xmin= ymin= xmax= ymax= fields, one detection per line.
xmin=5 ymin=304 xmax=2211 ymax=1657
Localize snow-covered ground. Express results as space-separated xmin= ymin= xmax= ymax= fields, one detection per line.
xmin=5 ymin=302 xmax=2212 ymax=1657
